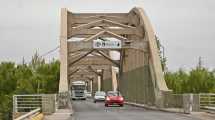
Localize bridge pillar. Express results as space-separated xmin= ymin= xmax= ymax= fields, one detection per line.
xmin=58 ymin=8 xmax=70 ymax=109
xmin=102 ymin=68 xmax=113 ymax=92
xmin=90 ymin=80 xmax=93 ymax=93
xmin=59 ymin=8 xmax=69 ymax=92
xmin=92 ymin=77 xmax=98 ymax=96
xmin=100 ymin=69 xmax=104 ymax=91
xmin=97 ymin=75 xmax=101 ymax=91
xmin=111 ymin=66 xmax=118 ymax=91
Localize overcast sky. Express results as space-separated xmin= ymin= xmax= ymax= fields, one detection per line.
xmin=0 ymin=0 xmax=214 ymax=71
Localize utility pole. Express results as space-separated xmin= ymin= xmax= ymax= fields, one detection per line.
xmin=198 ymin=56 xmax=203 ymax=69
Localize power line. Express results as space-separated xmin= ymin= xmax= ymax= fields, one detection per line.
xmin=40 ymin=46 xmax=59 ymax=58
xmin=17 ymin=45 xmax=60 ymax=65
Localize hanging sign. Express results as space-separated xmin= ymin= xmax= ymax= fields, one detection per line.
xmin=93 ymin=40 xmax=121 ymax=49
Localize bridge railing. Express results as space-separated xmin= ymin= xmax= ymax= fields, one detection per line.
xmin=165 ymin=93 xmax=215 ymax=112
xmin=164 ymin=94 xmax=183 ymax=108
xmin=13 ymin=94 xmax=57 ymax=119
xmin=199 ymin=93 xmax=215 ymax=109
xmin=13 ymin=95 xmax=43 ymax=113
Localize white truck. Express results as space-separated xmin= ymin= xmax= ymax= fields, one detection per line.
xmin=71 ymin=81 xmax=87 ymax=100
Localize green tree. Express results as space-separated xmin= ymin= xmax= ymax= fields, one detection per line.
xmin=0 ymin=52 xmax=60 ymax=120
xmin=165 ymin=69 xmax=189 ymax=94
xmin=187 ymin=67 xmax=215 ymax=93
xmin=165 ymin=66 xmax=215 ymax=94
xmin=33 ymin=60 xmax=60 ymax=93
xmin=155 ymin=35 xmax=167 ymax=72
xmin=15 ymin=64 xmax=35 ymax=94
xmin=0 ymin=62 xmax=17 ymax=94
xmin=0 ymin=62 xmax=16 ymax=120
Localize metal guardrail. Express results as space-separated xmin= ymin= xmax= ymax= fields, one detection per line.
xmin=13 ymin=95 xmax=44 ymax=113
xmin=199 ymin=93 xmax=215 ymax=108
xmin=14 ymin=108 xmax=41 ymax=120
xmin=13 ymin=94 xmax=57 ymax=119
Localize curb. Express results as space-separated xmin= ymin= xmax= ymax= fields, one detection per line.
xmin=125 ymin=102 xmax=185 ymax=114
xmin=69 ymin=101 xmax=74 ymax=116
xmin=201 ymin=108 xmax=215 ymax=114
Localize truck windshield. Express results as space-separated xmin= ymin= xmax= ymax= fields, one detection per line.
xmin=72 ymin=85 xmax=85 ymax=90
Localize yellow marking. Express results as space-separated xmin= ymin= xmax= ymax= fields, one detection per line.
xmin=31 ymin=113 xmax=44 ymax=120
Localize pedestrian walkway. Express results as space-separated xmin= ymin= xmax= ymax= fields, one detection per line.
xmin=44 ymin=109 xmax=73 ymax=120
xmin=190 ymin=112 xmax=215 ymax=120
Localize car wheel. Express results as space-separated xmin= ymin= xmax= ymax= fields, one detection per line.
xmin=94 ymin=100 xmax=96 ymax=103
xmin=120 ymin=104 xmax=124 ymax=107
xmin=105 ymin=104 xmax=108 ymax=107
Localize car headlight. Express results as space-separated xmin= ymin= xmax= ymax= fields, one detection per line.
xmin=119 ymin=97 xmax=124 ymax=101
xmin=106 ymin=97 xmax=110 ymax=101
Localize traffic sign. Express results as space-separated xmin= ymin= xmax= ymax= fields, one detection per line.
xmin=93 ymin=40 xmax=121 ymax=49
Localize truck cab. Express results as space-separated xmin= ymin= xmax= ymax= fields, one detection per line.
xmin=71 ymin=81 xmax=87 ymax=100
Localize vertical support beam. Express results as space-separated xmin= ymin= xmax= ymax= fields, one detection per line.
xmin=112 ymin=67 xmax=118 ymax=91
xmin=100 ymin=69 xmax=104 ymax=91
xmin=13 ymin=95 xmax=17 ymax=120
xmin=90 ymin=80 xmax=93 ymax=93
xmin=92 ymin=78 xmax=98 ymax=96
xmin=59 ymin=8 xmax=69 ymax=92
xmin=86 ymin=80 xmax=89 ymax=91
xmin=183 ymin=94 xmax=193 ymax=114
xmin=96 ymin=69 xmax=104 ymax=91
xmin=97 ymin=76 xmax=101 ymax=91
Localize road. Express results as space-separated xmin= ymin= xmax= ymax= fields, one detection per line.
xmin=71 ymin=99 xmax=202 ymax=120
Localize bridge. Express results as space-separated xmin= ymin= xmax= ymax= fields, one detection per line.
xmin=12 ymin=7 xmax=215 ymax=120
xmin=59 ymin=7 xmax=170 ymax=107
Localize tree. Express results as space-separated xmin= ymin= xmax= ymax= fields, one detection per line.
xmin=155 ymin=35 xmax=167 ymax=72
xmin=0 ymin=52 xmax=60 ymax=120
xmin=187 ymin=67 xmax=215 ymax=93
xmin=165 ymin=69 xmax=189 ymax=94
xmin=165 ymin=59 xmax=215 ymax=94
xmin=0 ymin=62 xmax=16 ymax=120
xmin=15 ymin=65 xmax=35 ymax=94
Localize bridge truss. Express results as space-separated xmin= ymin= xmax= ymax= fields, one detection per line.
xmin=59 ymin=7 xmax=170 ymax=107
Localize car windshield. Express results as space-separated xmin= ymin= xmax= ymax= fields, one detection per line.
xmin=107 ymin=91 xmax=121 ymax=96
xmin=95 ymin=92 xmax=106 ymax=96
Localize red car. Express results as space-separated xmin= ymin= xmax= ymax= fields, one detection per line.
xmin=105 ymin=91 xmax=124 ymax=107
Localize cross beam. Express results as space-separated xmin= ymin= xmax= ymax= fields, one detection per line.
xmin=69 ymin=28 xmax=140 ymax=38
xmin=68 ymin=40 xmax=148 ymax=52
xmin=68 ymin=56 xmax=114 ymax=66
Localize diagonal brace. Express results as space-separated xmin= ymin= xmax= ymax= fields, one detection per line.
xmin=69 ymin=49 xmax=95 ymax=66
xmin=87 ymin=66 xmax=102 ymax=76
xmin=68 ymin=69 xmax=80 ymax=77
xmin=95 ymin=50 xmax=120 ymax=67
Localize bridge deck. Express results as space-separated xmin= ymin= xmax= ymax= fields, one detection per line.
xmin=67 ymin=99 xmax=215 ymax=120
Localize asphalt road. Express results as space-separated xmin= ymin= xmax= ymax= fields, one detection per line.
xmin=71 ymin=99 xmax=201 ymax=120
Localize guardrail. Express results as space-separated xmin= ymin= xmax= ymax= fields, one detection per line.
xmin=13 ymin=94 xmax=57 ymax=119
xmin=14 ymin=108 xmax=41 ymax=120
xmin=13 ymin=95 xmax=43 ymax=113
xmin=199 ymin=93 xmax=215 ymax=109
